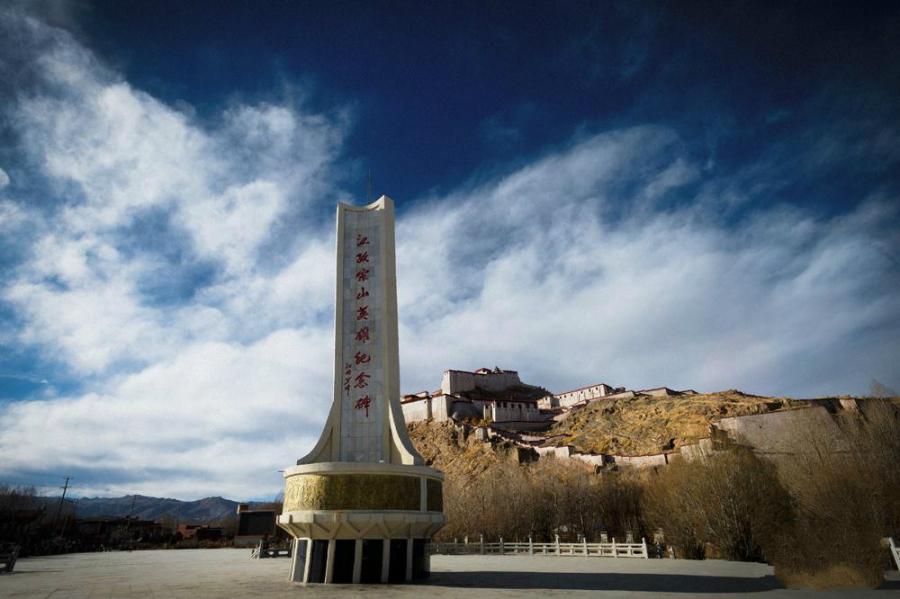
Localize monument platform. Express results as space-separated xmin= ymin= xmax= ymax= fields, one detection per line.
xmin=278 ymin=462 xmax=444 ymax=583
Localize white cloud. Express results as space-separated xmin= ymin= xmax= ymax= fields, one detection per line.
xmin=0 ymin=329 xmax=331 ymax=499
xmin=0 ymin=9 xmax=897 ymax=499
xmin=395 ymin=136 xmax=900 ymax=399
xmin=0 ymin=11 xmax=344 ymax=497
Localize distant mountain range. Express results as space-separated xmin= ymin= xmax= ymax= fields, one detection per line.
xmin=73 ymin=495 xmax=240 ymax=523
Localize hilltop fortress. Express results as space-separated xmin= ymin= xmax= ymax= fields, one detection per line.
xmin=401 ymin=366 xmax=697 ymax=429
xmin=401 ymin=366 xmax=882 ymax=471
xmin=401 ymin=367 xmax=546 ymax=424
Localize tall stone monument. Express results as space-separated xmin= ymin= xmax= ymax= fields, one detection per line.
xmin=277 ymin=196 xmax=445 ymax=584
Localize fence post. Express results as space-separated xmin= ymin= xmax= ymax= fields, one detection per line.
xmin=480 ymin=534 xmax=485 ymax=555
xmin=642 ymin=537 xmax=649 ymax=559
xmin=555 ymin=534 xmax=561 ymax=556
xmin=612 ymin=537 xmax=617 ymax=558
xmin=583 ymin=537 xmax=588 ymax=556
xmin=528 ymin=536 xmax=533 ymax=555
xmin=499 ymin=537 xmax=504 ymax=555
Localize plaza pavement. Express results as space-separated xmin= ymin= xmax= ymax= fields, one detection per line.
xmin=2 ymin=548 xmax=899 ymax=598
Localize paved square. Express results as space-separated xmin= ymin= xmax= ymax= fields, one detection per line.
xmin=2 ymin=549 xmax=898 ymax=598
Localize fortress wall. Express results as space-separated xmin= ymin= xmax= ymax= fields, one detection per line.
xmin=571 ymin=453 xmax=606 ymax=467
xmin=473 ymin=371 xmax=522 ymax=392
xmin=535 ymin=446 xmax=574 ymax=459
xmin=401 ymin=396 xmax=453 ymax=423
xmin=556 ymin=384 xmax=615 ymax=407
xmin=491 ymin=402 xmax=541 ymax=422
xmin=442 ymin=369 xmax=522 ymax=395
xmin=611 ymin=453 xmax=669 ymax=468
xmin=442 ymin=370 xmax=476 ymax=394
xmin=716 ymin=406 xmax=839 ymax=454
xmin=679 ymin=438 xmax=713 ymax=461
xmin=537 ymin=395 xmax=558 ymax=409
xmin=401 ymin=398 xmax=431 ymax=423
xmin=432 ymin=395 xmax=450 ymax=421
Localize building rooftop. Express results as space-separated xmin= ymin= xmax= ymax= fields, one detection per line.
xmin=444 ymin=367 xmax=519 ymax=375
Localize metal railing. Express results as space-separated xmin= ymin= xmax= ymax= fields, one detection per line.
xmin=430 ymin=536 xmax=649 ymax=559
xmin=890 ymin=537 xmax=900 ymax=572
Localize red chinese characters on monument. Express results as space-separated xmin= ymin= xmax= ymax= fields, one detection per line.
xmin=343 ymin=362 xmax=352 ymax=393
xmin=349 ymin=232 xmax=374 ymax=418
xmin=354 ymin=371 xmax=370 ymax=389
xmin=354 ymin=395 xmax=371 ymax=417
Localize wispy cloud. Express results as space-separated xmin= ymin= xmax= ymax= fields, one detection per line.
xmin=396 ymin=135 xmax=900 ymax=399
xmin=0 ymin=9 xmax=897 ymax=499
xmin=0 ymin=372 xmax=48 ymax=385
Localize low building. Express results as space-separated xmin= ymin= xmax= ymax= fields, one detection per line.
xmin=76 ymin=517 xmax=165 ymax=549
xmin=234 ymin=503 xmax=280 ymax=548
xmin=177 ymin=523 xmax=223 ymax=541
xmin=537 ymin=394 xmax=558 ymax=409
xmin=554 ymin=382 xmax=622 ymax=408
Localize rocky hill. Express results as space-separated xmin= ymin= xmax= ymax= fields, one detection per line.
xmin=407 ymin=390 xmax=816 ymax=467
xmin=547 ymin=390 xmax=806 ymax=455
xmin=407 ymin=420 xmax=519 ymax=477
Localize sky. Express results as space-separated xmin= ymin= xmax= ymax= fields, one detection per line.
xmin=0 ymin=1 xmax=898 ymax=500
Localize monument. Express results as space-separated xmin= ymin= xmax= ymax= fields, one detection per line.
xmin=277 ymin=196 xmax=446 ymax=584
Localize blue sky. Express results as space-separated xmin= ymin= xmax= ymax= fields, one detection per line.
xmin=0 ymin=1 xmax=898 ymax=499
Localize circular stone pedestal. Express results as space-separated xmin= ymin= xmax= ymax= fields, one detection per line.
xmin=277 ymin=462 xmax=445 ymax=584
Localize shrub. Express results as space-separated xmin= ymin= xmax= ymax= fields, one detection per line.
xmin=437 ymin=457 xmax=643 ymax=543
xmin=767 ymin=400 xmax=900 ymax=589
xmin=642 ymin=447 xmax=793 ymax=561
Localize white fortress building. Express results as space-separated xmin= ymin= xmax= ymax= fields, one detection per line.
xmin=550 ymin=382 xmax=620 ymax=408
xmin=441 ymin=367 xmax=522 ymax=394
xmin=401 ymin=367 xmax=545 ymax=424
xmin=538 ymin=383 xmax=697 ymax=409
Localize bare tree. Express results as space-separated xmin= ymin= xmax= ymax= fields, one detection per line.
xmin=643 ymin=448 xmax=791 ymax=561
xmin=769 ymin=399 xmax=900 ymax=588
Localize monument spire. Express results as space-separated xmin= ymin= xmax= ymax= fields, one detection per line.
xmin=278 ymin=196 xmax=445 ymax=585
xmin=296 ymin=195 xmax=423 ymax=466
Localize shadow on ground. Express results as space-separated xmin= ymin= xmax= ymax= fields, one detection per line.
xmin=429 ymin=571 xmax=900 ymax=593
xmin=428 ymin=571 xmax=781 ymax=593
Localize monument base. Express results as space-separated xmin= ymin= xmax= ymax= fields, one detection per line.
xmin=277 ymin=462 xmax=445 ymax=584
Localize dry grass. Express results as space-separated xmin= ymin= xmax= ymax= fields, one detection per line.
xmin=546 ymin=390 xmax=804 ymax=455
xmin=407 ymin=420 xmax=512 ymax=479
